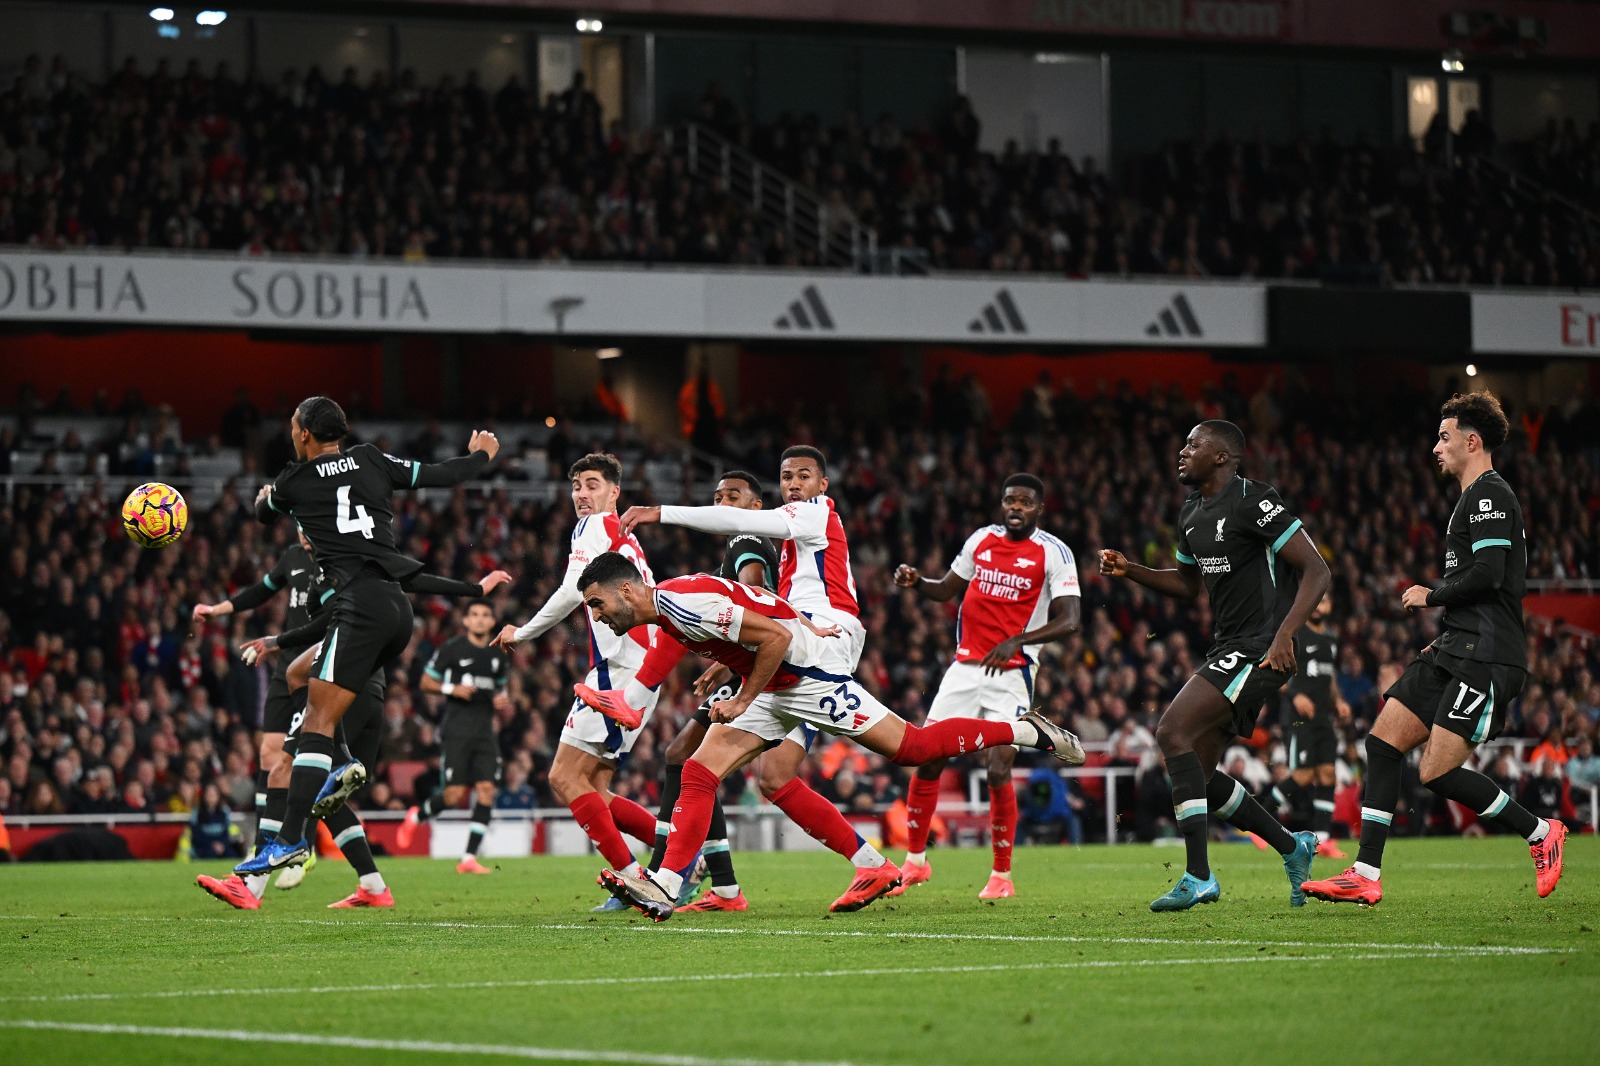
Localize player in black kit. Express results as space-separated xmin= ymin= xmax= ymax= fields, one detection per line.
xmin=1273 ymin=592 xmax=1349 ymax=858
xmin=192 ymin=527 xmax=322 ymax=890
xmin=236 ymin=396 xmax=498 ymax=877
xmin=1304 ymin=391 xmax=1566 ymax=905
xmin=397 ymin=600 xmax=511 ymax=874
xmin=642 ymin=470 xmax=780 ymax=913
xmin=1100 ymin=420 xmax=1329 ymax=911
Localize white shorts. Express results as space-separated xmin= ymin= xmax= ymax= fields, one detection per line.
xmin=926 ymin=661 xmax=1035 ymax=723
xmin=559 ymin=665 xmax=660 ymax=762
xmin=722 ymin=672 xmax=893 ymax=745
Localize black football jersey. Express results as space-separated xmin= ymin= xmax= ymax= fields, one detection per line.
xmin=720 ymin=533 xmax=780 ymax=591
xmin=1288 ymin=628 xmax=1339 ymax=712
xmin=425 ymin=635 xmax=509 ymax=727
xmin=262 ymin=442 xmax=487 ymax=586
xmin=263 ymin=544 xmax=320 ymax=634
xmin=1175 ymin=476 xmax=1306 ymax=657
xmin=1432 ymin=470 xmax=1527 ymax=669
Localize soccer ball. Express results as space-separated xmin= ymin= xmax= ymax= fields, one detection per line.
xmin=121 ymin=482 xmax=188 ymax=548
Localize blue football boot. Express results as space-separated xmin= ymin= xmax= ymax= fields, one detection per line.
xmin=1283 ymin=830 xmax=1318 ymax=907
xmin=1149 ymin=872 xmax=1222 ymax=912
xmin=310 ymin=760 xmax=368 ymax=819
xmin=234 ymin=837 xmax=309 ymax=876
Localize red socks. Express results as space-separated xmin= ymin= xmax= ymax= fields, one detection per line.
xmin=905 ymin=775 xmax=942 ymax=854
xmin=569 ymin=791 xmax=634 ymax=871
xmin=990 ymin=780 xmax=1017 ymax=873
xmin=608 ymin=794 xmax=658 ymax=842
xmin=892 ymin=720 xmax=1017 ymax=766
xmin=661 ymin=759 xmax=718 ymax=872
xmin=769 ymin=778 xmax=861 ymax=858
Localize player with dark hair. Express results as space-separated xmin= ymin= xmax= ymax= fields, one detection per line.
xmin=1273 ymin=591 xmax=1350 ymax=858
xmin=1100 ymin=419 xmax=1329 ymax=911
xmin=1304 ymin=391 xmax=1566 ymax=905
xmin=233 ymin=396 xmax=499 ymax=877
xmin=622 ymin=444 xmax=908 ymax=913
xmin=570 ymin=552 xmax=1085 ymax=922
xmin=398 ymin=599 xmax=510 ymax=874
xmin=490 ymin=454 xmax=665 ymax=904
xmin=644 ymin=469 xmax=778 ymax=912
xmin=192 ymin=525 xmax=323 ymax=893
xmin=891 ymin=472 xmax=1082 ymax=899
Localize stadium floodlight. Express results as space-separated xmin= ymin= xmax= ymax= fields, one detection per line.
xmin=1466 ymin=364 xmax=1479 ymax=377
xmin=148 ymin=7 xmax=174 ymax=19
xmin=576 ymin=18 xmax=603 ymax=33
xmin=1441 ymin=50 xmax=1465 ymax=72
xmin=196 ymin=10 xmax=228 ymax=26
xmin=596 ymin=347 xmax=622 ymax=360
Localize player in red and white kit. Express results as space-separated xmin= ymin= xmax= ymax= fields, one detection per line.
xmin=569 ymin=553 xmax=1086 ymax=922
xmin=622 ymin=445 xmax=905 ymax=910
xmin=890 ymin=474 xmax=1082 ymax=899
xmin=490 ymin=454 xmax=662 ymax=895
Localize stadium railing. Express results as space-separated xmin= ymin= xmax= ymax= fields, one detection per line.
xmin=964 ymin=765 xmax=1138 ymax=845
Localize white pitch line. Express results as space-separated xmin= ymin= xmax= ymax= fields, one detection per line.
xmin=0 ymin=913 xmax=1568 ymax=956
xmin=0 ymin=1019 xmax=867 ymax=1066
xmin=0 ymin=950 xmax=1525 ymax=1006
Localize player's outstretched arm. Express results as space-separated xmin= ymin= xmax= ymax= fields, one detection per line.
xmin=893 ymin=564 xmax=968 ymax=603
xmin=390 ymin=431 xmax=500 ymax=490
xmin=403 ymin=569 xmax=512 ymax=598
xmin=1260 ymin=530 xmax=1331 ymax=672
xmin=1099 ymin=548 xmax=1201 ymax=601
xmin=652 ymin=503 xmax=795 ymax=539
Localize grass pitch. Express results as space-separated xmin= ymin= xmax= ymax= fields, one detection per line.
xmin=1 ymin=836 xmax=1595 ymax=1066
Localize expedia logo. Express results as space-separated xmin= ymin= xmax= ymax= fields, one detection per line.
xmin=1469 ymin=511 xmax=1507 ymax=522
xmin=1256 ymin=503 xmax=1285 ymax=527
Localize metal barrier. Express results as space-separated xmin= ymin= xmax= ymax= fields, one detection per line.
xmin=967 ymin=765 xmax=1139 ymax=845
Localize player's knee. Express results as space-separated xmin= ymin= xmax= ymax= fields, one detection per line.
xmin=548 ymin=767 xmax=581 ymax=804
xmin=475 ymin=781 xmax=497 ymax=806
xmin=756 ymin=766 xmax=793 ymax=800
xmin=664 ymin=734 xmax=695 ymax=766
xmin=985 ymin=765 xmax=1013 ymax=790
xmin=1153 ymin=718 xmax=1191 ymax=756
xmin=914 ymin=759 xmax=946 ymax=782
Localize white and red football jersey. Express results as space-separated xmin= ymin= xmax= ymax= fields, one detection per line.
xmin=774 ymin=495 xmax=859 ymax=620
xmin=570 ymin=512 xmax=655 ymax=673
xmin=648 ymin=574 xmax=817 ymax=692
xmin=949 ymin=526 xmax=1079 ymax=669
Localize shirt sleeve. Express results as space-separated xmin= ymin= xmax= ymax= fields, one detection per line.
xmin=511 ymin=520 xmax=605 ymax=642
xmin=378 ymin=444 xmax=491 ymax=490
xmin=1244 ymin=485 xmax=1305 ymax=552
xmin=1464 ymin=482 xmax=1518 ymax=555
xmin=949 ymin=529 xmax=986 ymax=581
xmin=660 ymin=501 xmax=827 ymax=547
xmin=423 ymin=639 xmax=449 ymax=681
xmin=1174 ymin=524 xmax=1196 ymax=566
xmin=656 ymin=589 xmax=744 ymax=644
xmin=1045 ymin=540 xmax=1081 ymax=599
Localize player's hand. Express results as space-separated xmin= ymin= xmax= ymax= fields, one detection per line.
xmin=490 ymin=624 xmax=521 ymax=650
xmin=492 ymin=692 xmax=512 ymax=712
xmin=1336 ymin=698 xmax=1352 ymax=723
xmin=1400 ymin=585 xmax=1432 ymax=611
xmin=469 ymin=429 xmax=500 ymax=461
xmin=192 ymin=603 xmax=218 ymax=624
xmin=709 ymin=694 xmax=751 ymax=723
xmin=799 ymin=615 xmax=844 ymax=640
xmin=1259 ymin=634 xmax=1296 ymax=673
xmin=478 ymin=569 xmax=512 ymax=595
xmin=255 ymin=484 xmax=273 ymax=506
xmin=619 ymin=505 xmax=661 ymax=534
xmin=893 ymin=564 xmax=920 ymax=588
xmin=1098 ymin=549 xmax=1130 ymax=577
xmin=693 ymin=663 xmax=734 ymax=698
xmin=1292 ymin=693 xmax=1315 ymax=718
xmin=238 ymin=636 xmax=278 ymax=666
xmin=981 ymin=636 xmax=1024 ymax=675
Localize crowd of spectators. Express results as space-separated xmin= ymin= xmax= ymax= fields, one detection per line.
xmin=3 ymin=370 xmax=1598 ymax=850
xmin=4 ymin=52 xmax=1598 ymax=283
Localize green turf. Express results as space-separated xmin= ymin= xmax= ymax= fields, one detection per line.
xmin=0 ymin=836 xmax=1595 ymax=1066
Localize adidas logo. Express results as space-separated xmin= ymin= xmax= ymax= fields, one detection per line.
xmin=977 ymin=550 xmax=992 ymax=562
xmin=774 ymin=286 xmax=835 ymax=331
xmin=1144 ymin=293 xmax=1203 ymax=338
xmin=968 ymin=289 xmax=1027 ymax=334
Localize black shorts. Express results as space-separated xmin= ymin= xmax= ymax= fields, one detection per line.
xmin=262 ymin=667 xmax=302 ymax=735
xmin=1386 ymin=646 xmax=1526 ymax=745
xmin=441 ymin=722 xmax=501 ymax=787
xmin=690 ymin=683 xmax=739 ymax=730
xmin=1194 ymin=648 xmax=1294 ymax=737
xmin=287 ymin=670 xmax=384 ymax=768
xmin=1289 ymin=710 xmax=1337 ymax=768
xmin=308 ymin=572 xmax=414 ymax=694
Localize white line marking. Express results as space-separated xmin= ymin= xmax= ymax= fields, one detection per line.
xmin=0 ymin=914 xmax=1567 ymax=956
xmin=0 ymin=1020 xmax=865 ymax=1066
xmin=0 ymin=950 xmax=1540 ymax=1006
